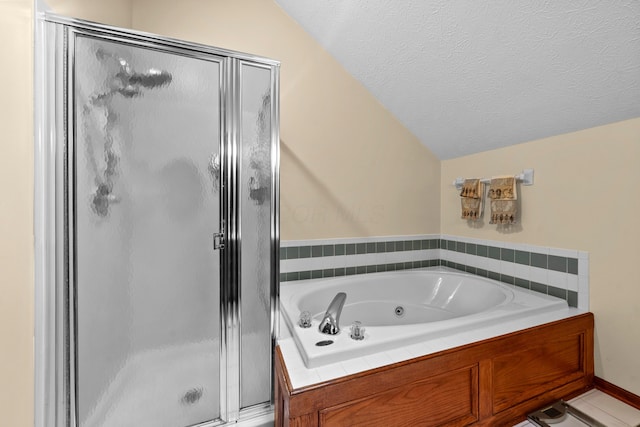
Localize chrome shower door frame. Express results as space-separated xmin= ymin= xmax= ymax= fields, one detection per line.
xmin=34 ymin=14 xmax=280 ymax=427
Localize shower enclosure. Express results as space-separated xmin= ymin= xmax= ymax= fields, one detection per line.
xmin=35 ymin=15 xmax=279 ymax=427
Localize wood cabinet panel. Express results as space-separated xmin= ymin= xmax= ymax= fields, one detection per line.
xmin=492 ymin=333 xmax=584 ymax=413
xmin=319 ymin=366 xmax=478 ymax=427
xmin=289 ymin=414 xmax=318 ymax=427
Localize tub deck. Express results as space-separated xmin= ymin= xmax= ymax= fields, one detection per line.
xmin=278 ymin=305 xmax=586 ymax=390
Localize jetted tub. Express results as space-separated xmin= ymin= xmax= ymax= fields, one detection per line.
xmin=280 ymin=269 xmax=568 ymax=368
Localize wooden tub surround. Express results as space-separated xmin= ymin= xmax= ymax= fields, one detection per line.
xmin=275 ymin=313 xmax=594 ymax=426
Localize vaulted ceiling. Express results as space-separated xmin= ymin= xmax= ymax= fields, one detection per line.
xmin=274 ymin=0 xmax=640 ymax=159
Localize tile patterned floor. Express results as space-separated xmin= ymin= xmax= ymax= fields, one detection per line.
xmin=514 ymin=389 xmax=640 ymax=427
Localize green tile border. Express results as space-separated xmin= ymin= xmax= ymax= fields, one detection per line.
xmin=280 ymin=238 xmax=440 ymax=260
xmin=279 ymin=259 xmax=440 ymax=284
xmin=282 ymin=238 xmax=579 ymax=276
xmin=437 ymin=239 xmax=579 ymax=276
xmin=515 ymin=250 xmax=530 ymax=265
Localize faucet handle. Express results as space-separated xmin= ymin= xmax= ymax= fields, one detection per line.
xmin=298 ymin=311 xmax=312 ymax=328
xmin=350 ymin=321 xmax=365 ymax=341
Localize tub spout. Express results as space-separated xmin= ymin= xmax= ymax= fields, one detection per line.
xmin=318 ymin=292 xmax=347 ymax=335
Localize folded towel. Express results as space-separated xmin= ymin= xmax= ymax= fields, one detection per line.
xmin=461 ymin=197 xmax=482 ymax=220
xmin=460 ymin=179 xmax=483 ymax=220
xmin=488 ymin=176 xmax=517 ymax=224
xmin=460 ymin=178 xmax=481 ymax=198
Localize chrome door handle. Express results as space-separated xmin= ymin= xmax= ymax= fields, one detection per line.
xmin=213 ymin=231 xmax=225 ymax=250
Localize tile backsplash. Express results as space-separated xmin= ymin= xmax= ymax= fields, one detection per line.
xmin=280 ymin=234 xmax=589 ymax=310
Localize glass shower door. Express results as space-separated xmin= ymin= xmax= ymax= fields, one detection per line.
xmin=73 ymin=34 xmax=223 ymax=426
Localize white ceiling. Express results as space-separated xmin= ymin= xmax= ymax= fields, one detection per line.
xmin=274 ymin=0 xmax=640 ymax=160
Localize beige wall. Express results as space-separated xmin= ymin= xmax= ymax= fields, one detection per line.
xmin=442 ymin=117 xmax=640 ymax=395
xmin=44 ymin=0 xmax=132 ymax=27
xmin=130 ymin=0 xmax=441 ymax=240
xmin=0 ymin=1 xmax=34 ymax=426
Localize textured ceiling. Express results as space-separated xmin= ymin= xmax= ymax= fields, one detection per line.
xmin=274 ymin=0 xmax=640 ymax=159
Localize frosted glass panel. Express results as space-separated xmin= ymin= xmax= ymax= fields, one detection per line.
xmin=74 ymin=35 xmax=221 ymax=426
xmin=239 ymin=63 xmax=273 ymax=408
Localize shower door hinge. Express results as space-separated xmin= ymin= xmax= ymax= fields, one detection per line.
xmin=213 ymin=220 xmax=225 ymax=250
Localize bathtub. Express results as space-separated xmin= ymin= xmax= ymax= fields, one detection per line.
xmin=280 ymin=268 xmax=568 ymax=368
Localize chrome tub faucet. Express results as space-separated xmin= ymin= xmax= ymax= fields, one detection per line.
xmin=318 ymin=292 xmax=347 ymax=335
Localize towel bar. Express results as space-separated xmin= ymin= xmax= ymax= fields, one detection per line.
xmin=452 ymin=169 xmax=534 ymax=190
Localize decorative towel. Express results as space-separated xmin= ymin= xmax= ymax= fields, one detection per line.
xmin=460 ymin=179 xmax=483 ymax=220
xmin=488 ymin=176 xmax=517 ymax=224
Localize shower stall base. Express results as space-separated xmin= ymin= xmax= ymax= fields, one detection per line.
xmin=82 ymin=341 xmax=219 ymax=427
xmin=81 ymin=337 xmax=273 ymax=427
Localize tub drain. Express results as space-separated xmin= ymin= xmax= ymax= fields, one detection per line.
xmin=394 ymin=306 xmax=405 ymax=317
